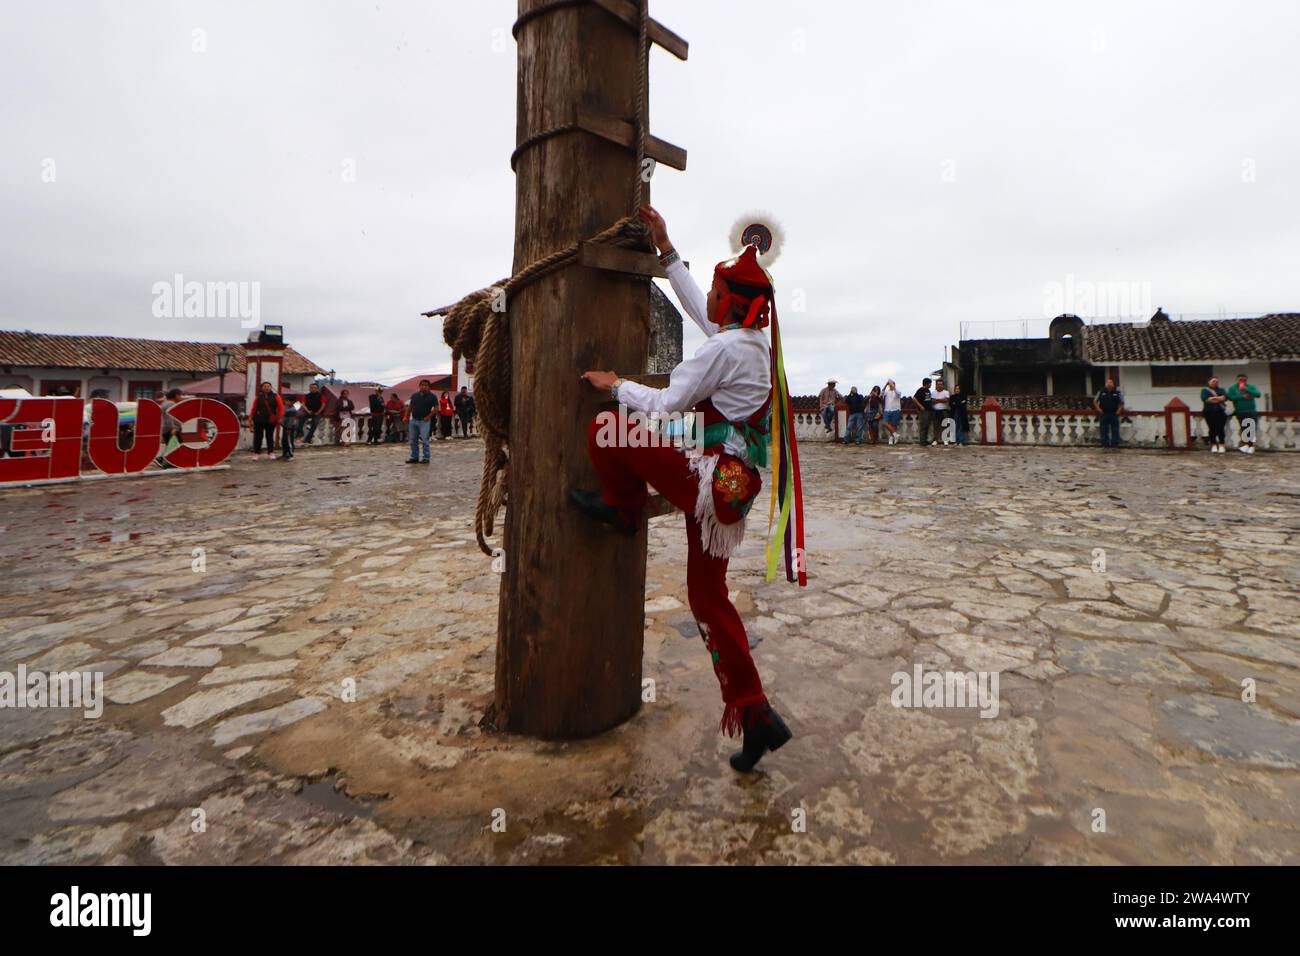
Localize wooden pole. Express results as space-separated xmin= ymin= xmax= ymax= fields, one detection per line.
xmin=493 ymin=0 xmax=656 ymax=738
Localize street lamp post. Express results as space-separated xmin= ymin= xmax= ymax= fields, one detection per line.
xmin=216 ymin=347 xmax=233 ymax=406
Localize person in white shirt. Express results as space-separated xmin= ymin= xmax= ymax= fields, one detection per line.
xmin=881 ymin=379 xmax=902 ymax=445
xmin=931 ymin=379 xmax=952 ymax=444
xmin=572 ymin=204 xmax=800 ymax=774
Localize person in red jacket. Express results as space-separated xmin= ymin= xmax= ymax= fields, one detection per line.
xmin=249 ymin=380 xmax=284 ymax=460
xmin=437 ymin=391 xmax=455 ymax=441
xmin=385 ymin=392 xmax=404 ymax=442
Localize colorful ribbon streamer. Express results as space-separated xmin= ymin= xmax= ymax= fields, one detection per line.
xmin=764 ymin=301 xmax=807 ymax=587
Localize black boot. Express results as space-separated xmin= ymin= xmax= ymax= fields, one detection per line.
xmin=729 ymin=704 xmax=793 ymax=773
xmin=568 ymin=489 xmax=638 ymax=536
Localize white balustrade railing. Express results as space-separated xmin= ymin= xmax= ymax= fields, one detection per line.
xmin=233 ymin=408 xmax=1300 ymax=452
xmin=793 ymin=406 xmax=1300 ymax=451
xmin=1196 ymin=413 xmax=1300 ymax=451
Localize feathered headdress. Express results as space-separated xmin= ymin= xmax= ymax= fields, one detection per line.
xmin=730 ymin=211 xmax=785 ymax=264
xmin=718 ymin=214 xmax=806 ymax=587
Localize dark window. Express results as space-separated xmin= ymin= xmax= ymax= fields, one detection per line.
xmin=1052 ymin=371 xmax=1089 ymax=395
xmin=1150 ymin=365 xmax=1212 ymax=388
xmin=40 ymin=379 xmax=81 ymax=397
xmin=129 ymin=381 xmax=163 ymax=400
xmin=981 ymin=369 xmax=1048 ymax=394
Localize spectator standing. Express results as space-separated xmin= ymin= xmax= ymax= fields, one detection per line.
xmin=367 ymin=387 xmax=385 ymax=445
xmin=160 ymin=386 xmax=184 ymax=441
xmin=454 ymin=386 xmax=476 ymax=438
xmin=249 ymin=381 xmax=284 ymax=460
xmin=0 ymin=383 xmax=22 ymax=458
xmin=950 ymin=384 xmax=969 ymax=446
xmin=881 ymin=379 xmax=902 ymax=445
xmin=336 ymin=388 xmax=356 ymax=448
xmin=1201 ymin=376 xmax=1229 ymax=453
xmin=156 ymin=387 xmax=185 ymax=467
xmin=1 ymin=383 xmax=22 ymax=458
xmin=385 ymin=392 xmax=404 ymax=442
xmin=866 ymin=385 xmax=883 ymax=444
xmin=406 ymin=380 xmax=436 ymax=463
xmin=842 ymin=386 xmax=866 ymax=445
xmin=1227 ymin=373 xmax=1261 ymax=454
xmin=931 ymin=379 xmax=951 ymax=445
xmin=913 ymin=378 xmax=934 ymax=446
xmin=1094 ymin=378 xmax=1125 ymax=449
xmin=280 ymin=396 xmax=302 ymax=461
xmin=438 ymin=391 xmax=455 ymax=441
xmin=818 ymin=379 xmax=841 ymax=433
xmin=302 ymin=383 xmax=325 ymax=445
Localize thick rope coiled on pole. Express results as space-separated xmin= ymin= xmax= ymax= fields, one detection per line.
xmin=442 ymin=216 xmax=649 ymax=555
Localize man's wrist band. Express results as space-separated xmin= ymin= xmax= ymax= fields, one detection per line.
xmin=611 ymin=378 xmax=623 ymax=400
xmin=659 ymin=249 xmax=680 ymax=268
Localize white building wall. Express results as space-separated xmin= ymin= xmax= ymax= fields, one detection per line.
xmin=455 ymin=355 xmax=474 ymax=393
xmin=1 ymin=365 xmax=319 ymax=401
xmin=0 ymin=371 xmax=36 ymax=392
xmin=0 ymin=365 xmax=86 ymax=395
xmin=1114 ymin=361 xmax=1274 ymax=412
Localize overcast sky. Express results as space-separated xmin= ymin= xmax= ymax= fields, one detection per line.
xmin=2 ymin=0 xmax=1297 ymax=393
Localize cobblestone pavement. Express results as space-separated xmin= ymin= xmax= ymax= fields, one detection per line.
xmin=1 ymin=439 xmax=1298 ymax=864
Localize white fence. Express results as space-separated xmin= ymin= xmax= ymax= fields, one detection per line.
xmin=798 ymin=407 xmax=1300 ymax=451
xmin=236 ymin=406 xmax=1300 ymax=452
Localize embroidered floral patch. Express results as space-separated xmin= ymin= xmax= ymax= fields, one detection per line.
xmin=714 ymin=460 xmax=754 ymax=512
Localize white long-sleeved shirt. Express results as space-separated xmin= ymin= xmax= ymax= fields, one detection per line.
xmin=615 ymin=258 xmax=771 ymax=463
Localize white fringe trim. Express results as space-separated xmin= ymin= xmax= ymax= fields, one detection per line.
xmin=688 ymin=453 xmax=748 ymax=560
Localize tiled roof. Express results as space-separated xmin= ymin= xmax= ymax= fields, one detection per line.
xmin=1083 ymin=314 xmax=1300 ymax=363
xmin=0 ymin=331 xmax=327 ymax=375
xmin=390 ymin=372 xmax=453 ymax=392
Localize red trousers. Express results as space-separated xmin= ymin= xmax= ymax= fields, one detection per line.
xmin=587 ymin=417 xmax=767 ymax=735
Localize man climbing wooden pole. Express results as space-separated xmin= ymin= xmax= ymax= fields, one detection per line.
xmin=572 ymin=204 xmax=806 ymax=772
xmin=427 ymin=0 xmax=689 ymax=739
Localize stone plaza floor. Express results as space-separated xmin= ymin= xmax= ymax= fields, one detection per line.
xmin=1 ymin=438 xmax=1298 ymax=865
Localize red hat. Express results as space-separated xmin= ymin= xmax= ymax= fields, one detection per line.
xmin=714 ymin=245 xmax=774 ymax=329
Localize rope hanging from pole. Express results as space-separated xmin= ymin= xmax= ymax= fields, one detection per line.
xmin=631 ymin=0 xmax=649 ymax=212
xmin=439 ymin=0 xmax=653 ymax=557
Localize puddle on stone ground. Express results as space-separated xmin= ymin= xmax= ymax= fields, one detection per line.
xmin=299 ymin=777 xmax=377 ymax=818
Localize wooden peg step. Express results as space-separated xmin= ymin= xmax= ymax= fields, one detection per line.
xmin=576 ymin=107 xmax=686 ymax=170
xmin=590 ymin=0 xmax=689 ymax=60
xmin=579 ymin=241 xmax=667 ymax=278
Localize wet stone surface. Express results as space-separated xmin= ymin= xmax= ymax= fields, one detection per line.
xmin=1 ymin=439 xmax=1299 ymax=864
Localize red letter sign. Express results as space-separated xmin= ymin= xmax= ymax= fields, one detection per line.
xmin=0 ymin=397 xmax=85 ymax=483
xmin=162 ymin=398 xmax=240 ymax=468
xmin=87 ymin=398 xmax=164 ymax=473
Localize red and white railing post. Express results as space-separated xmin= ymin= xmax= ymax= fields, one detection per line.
xmin=1164 ymin=396 xmax=1193 ymax=450
xmin=979 ymin=397 xmax=1003 ymax=445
